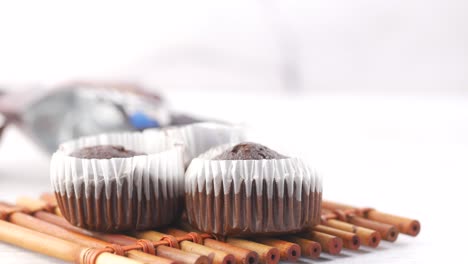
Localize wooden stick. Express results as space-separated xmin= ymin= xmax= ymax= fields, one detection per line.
xmin=97 ymin=234 xmax=209 ymax=264
xmin=163 ymin=228 xmax=239 ymax=264
xmin=366 ymin=210 xmax=420 ymax=236
xmin=177 ymin=224 xmax=259 ymax=264
xmin=321 ymin=203 xmax=399 ymax=242
xmin=7 ymin=209 xmax=175 ymax=264
xmin=9 ymin=211 xmax=107 ymax=248
xmin=281 ymin=236 xmax=321 ymax=259
xmin=24 ymin=196 xmax=209 ymax=264
xmin=39 ymin=193 xmax=62 ymax=216
xmin=347 ymin=215 xmax=399 ymax=242
xmin=155 ymin=247 xmax=207 ymax=264
xmin=136 ymin=230 xmax=236 ymax=264
xmin=33 ymin=210 xmax=208 ymax=264
xmin=322 ymin=200 xmax=420 ymax=236
xmin=323 ymin=219 xmax=381 ymax=247
xmin=251 ymin=238 xmax=300 ymax=262
xmin=6 ymin=201 xmax=172 ymax=264
xmin=39 ymin=193 xmax=58 ymax=207
xmin=202 ymin=239 xmax=259 ymax=264
xmin=313 ymin=225 xmax=360 ymax=250
xmin=77 ymin=250 xmax=143 ymax=264
xmin=301 ymin=231 xmax=342 ymax=255
xmin=0 ymin=219 xmax=80 ymax=262
xmin=16 ymin=196 xmax=53 ymax=213
xmin=226 ymin=238 xmax=280 ymax=264
xmin=87 ymin=233 xmax=209 ymax=264
xmin=0 ymin=202 xmax=28 ymax=215
xmin=322 ymin=201 xmax=355 ymax=211
xmin=0 ymin=220 xmax=141 ymax=264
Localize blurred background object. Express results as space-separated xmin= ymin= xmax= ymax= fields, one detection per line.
xmin=0 ymin=82 xmax=203 ymax=153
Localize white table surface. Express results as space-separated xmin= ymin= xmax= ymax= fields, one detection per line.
xmin=0 ymin=91 xmax=466 ymax=263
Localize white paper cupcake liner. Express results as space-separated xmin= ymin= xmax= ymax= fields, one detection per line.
xmin=185 ymin=143 xmax=322 ymax=200
xmin=50 ymin=131 xmax=185 ymax=231
xmin=185 ymin=143 xmax=322 ymax=236
xmin=146 ymin=122 xmax=245 ymax=166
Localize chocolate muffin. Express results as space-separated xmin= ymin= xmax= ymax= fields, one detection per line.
xmin=213 ymin=142 xmax=287 ymax=160
xmin=185 ymin=142 xmax=322 ymax=236
xmin=51 ymin=132 xmax=185 ymax=232
xmin=70 ymin=145 xmax=144 ymax=159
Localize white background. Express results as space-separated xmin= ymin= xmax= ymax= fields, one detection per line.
xmin=1 ymin=0 xmax=467 ymax=263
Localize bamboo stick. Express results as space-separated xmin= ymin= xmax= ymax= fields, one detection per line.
xmin=281 ymin=236 xmax=321 ymax=259
xmin=35 ymin=210 xmax=98 ymax=237
xmin=322 ymin=201 xmax=355 ymax=211
xmin=347 ymin=215 xmax=399 ymax=242
xmin=0 ymin=202 xmax=27 ymax=216
xmin=226 ymin=238 xmax=280 ymax=264
xmin=323 ymin=219 xmax=381 ymax=247
xmin=136 ymin=230 xmax=236 ymax=264
xmin=6 ymin=209 xmax=175 ymax=264
xmin=95 ymin=231 xmax=207 ymax=264
xmin=322 ymin=200 xmax=420 ymax=236
xmin=78 ymin=250 xmax=143 ymax=264
xmin=9 ymin=211 xmax=106 ymax=248
xmin=302 ymin=231 xmax=342 ymax=255
xmin=313 ymin=225 xmax=360 ymax=250
xmin=202 ymin=239 xmax=259 ymax=264
xmin=163 ymin=228 xmax=238 ymax=264
xmin=16 ymin=196 xmax=53 ymax=213
xmin=90 ymin=231 xmax=208 ymax=264
xmin=0 ymin=220 xmax=141 ymax=264
xmin=153 ymin=245 xmax=209 ymax=264
xmin=33 ymin=210 xmax=208 ymax=264
xmin=250 ymin=238 xmax=301 ymax=262
xmin=40 ymin=193 xmax=58 ymax=207
xmin=6 ymin=201 xmax=172 ymax=264
xmin=0 ymin=219 xmax=79 ymax=262
xmin=39 ymin=193 xmax=62 ymax=216
xmin=25 ymin=196 xmax=209 ymax=264
xmin=177 ymin=224 xmax=259 ymax=264
xmin=321 ymin=202 xmax=399 ymax=242
xmin=84 ymin=233 xmax=209 ymax=264
xmin=366 ymin=210 xmax=420 ymax=236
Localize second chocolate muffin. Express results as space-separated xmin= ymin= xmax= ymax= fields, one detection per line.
xmin=185 ymin=142 xmax=322 ymax=237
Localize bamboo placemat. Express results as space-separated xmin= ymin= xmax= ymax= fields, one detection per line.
xmin=0 ymin=194 xmax=420 ymax=264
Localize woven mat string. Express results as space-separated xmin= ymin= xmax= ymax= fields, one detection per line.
xmin=80 ymin=247 xmax=113 ymax=264
xmin=136 ymin=239 xmax=156 ymax=255
xmin=160 ymin=235 xmax=180 ymax=249
xmin=105 ymin=244 xmax=125 ymax=256
xmin=186 ymin=232 xmax=203 ymax=244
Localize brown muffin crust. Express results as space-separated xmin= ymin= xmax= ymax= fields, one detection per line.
xmin=70 ymin=145 xmax=144 ymax=159
xmin=214 ymin=142 xmax=287 ymax=160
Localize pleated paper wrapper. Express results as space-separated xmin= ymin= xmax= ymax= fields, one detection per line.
xmin=185 ymin=143 xmax=323 ymax=236
xmin=50 ymin=131 xmax=185 ymax=232
xmin=150 ymin=122 xmax=246 ymax=166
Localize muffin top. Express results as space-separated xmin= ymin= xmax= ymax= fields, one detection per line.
xmin=70 ymin=145 xmax=144 ymax=159
xmin=213 ymin=142 xmax=287 ymax=160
